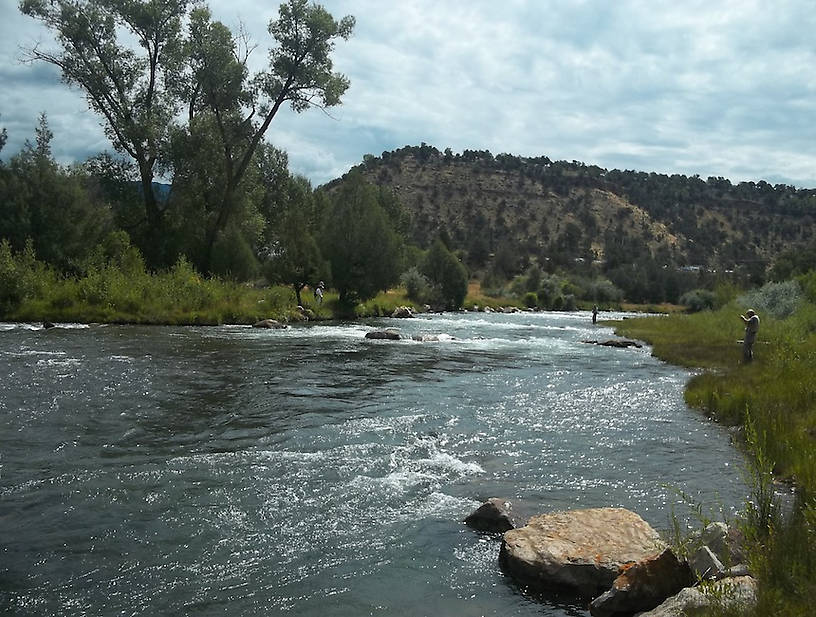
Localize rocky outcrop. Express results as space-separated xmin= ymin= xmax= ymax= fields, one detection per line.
xmin=391 ymin=306 xmax=415 ymax=318
xmin=499 ymin=508 xmax=664 ymax=598
xmin=635 ymin=576 xmax=757 ymax=616
xmin=589 ymin=549 xmax=693 ymax=616
xmin=253 ymin=319 xmax=287 ymax=329
xmin=465 ymin=498 xmax=518 ymax=533
xmin=365 ymin=329 xmax=401 ymax=340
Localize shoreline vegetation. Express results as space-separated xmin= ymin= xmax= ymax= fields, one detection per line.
xmin=613 ymin=293 xmax=816 ymax=616
xmin=0 ymin=243 xmax=677 ymax=326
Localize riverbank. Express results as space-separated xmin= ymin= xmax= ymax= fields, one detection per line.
xmin=613 ymin=305 xmax=816 ymax=616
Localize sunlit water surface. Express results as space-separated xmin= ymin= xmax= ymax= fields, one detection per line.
xmin=0 ymin=312 xmax=748 ymax=616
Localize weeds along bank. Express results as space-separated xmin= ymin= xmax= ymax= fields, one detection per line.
xmin=614 ymin=276 xmax=816 ymax=616
xmin=0 ymin=241 xmax=304 ymax=325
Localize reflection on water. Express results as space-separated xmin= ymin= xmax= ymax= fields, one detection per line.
xmin=0 ymin=312 xmax=747 ymax=616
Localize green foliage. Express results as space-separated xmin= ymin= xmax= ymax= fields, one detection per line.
xmin=614 ymin=292 xmax=816 ymax=617
xmin=680 ymin=288 xmax=717 ymax=312
xmin=0 ymin=239 xmax=299 ymax=324
xmin=0 ymin=114 xmax=112 ymax=270
xmin=321 ymin=173 xmax=403 ymax=304
xmin=422 ymin=238 xmax=468 ymax=310
xmin=738 ymin=279 xmax=802 ymax=319
xmin=523 ymin=291 xmax=538 ymax=308
xmin=400 ymin=266 xmax=430 ymax=303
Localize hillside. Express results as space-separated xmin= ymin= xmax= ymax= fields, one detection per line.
xmin=325 ymin=145 xmax=816 ymax=287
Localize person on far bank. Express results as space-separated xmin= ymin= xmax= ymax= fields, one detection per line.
xmin=314 ymin=281 xmax=324 ymax=306
xmin=740 ymin=309 xmax=760 ymax=362
xmin=592 ymin=305 xmax=598 ymax=324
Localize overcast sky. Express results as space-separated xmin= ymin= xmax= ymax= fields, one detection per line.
xmin=2 ymin=1 xmax=816 ymax=188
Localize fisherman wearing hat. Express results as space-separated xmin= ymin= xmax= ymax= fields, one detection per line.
xmin=740 ymin=309 xmax=760 ymax=362
xmin=314 ymin=281 xmax=325 ymax=305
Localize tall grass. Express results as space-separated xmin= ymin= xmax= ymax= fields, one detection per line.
xmin=1 ymin=240 xmax=300 ymax=325
xmin=614 ymin=290 xmax=816 ymax=616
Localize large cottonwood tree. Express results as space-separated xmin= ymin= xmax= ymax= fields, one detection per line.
xmin=20 ymin=0 xmax=191 ymax=254
xmin=184 ymin=1 xmax=354 ymax=270
xmin=20 ymin=0 xmax=354 ymax=271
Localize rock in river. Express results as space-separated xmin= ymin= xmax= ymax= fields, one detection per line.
xmin=253 ymin=319 xmax=287 ymax=329
xmin=465 ymin=498 xmax=518 ymax=533
xmin=499 ymin=507 xmax=664 ymax=598
xmin=365 ymin=329 xmax=401 ymax=340
xmin=589 ymin=548 xmax=693 ymax=616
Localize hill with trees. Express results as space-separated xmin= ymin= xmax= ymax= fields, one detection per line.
xmin=326 ymin=144 xmax=816 ymax=302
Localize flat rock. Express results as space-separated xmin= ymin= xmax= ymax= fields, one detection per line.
xmin=583 ymin=339 xmax=643 ymax=348
xmin=499 ymin=507 xmax=665 ymax=598
xmin=365 ymin=329 xmax=401 ymax=340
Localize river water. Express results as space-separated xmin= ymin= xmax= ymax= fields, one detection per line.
xmin=0 ymin=312 xmax=748 ymax=616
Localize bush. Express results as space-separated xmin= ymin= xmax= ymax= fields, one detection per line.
xmin=738 ymin=279 xmax=802 ymax=319
xmin=523 ymin=291 xmax=538 ymax=308
xmin=400 ymin=267 xmax=429 ymax=302
xmin=680 ymin=288 xmax=717 ymax=312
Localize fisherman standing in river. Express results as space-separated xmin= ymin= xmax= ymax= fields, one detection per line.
xmin=740 ymin=309 xmax=760 ymax=362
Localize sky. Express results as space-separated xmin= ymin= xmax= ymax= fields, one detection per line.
xmin=2 ymin=0 xmax=816 ymax=188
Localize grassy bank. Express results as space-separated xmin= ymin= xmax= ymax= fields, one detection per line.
xmin=614 ymin=301 xmax=816 ymax=616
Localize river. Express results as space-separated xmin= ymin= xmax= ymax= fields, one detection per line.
xmin=0 ymin=311 xmax=748 ymax=616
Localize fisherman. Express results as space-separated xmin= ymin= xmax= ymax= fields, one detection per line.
xmin=740 ymin=309 xmax=760 ymax=362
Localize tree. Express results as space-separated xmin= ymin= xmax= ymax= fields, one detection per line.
xmin=423 ymin=237 xmax=468 ymax=310
xmin=0 ymin=114 xmax=112 ymax=270
xmin=20 ymin=0 xmax=355 ymax=272
xmin=263 ymin=175 xmax=328 ymax=305
xmin=321 ymin=173 xmax=403 ymax=304
xmin=184 ymin=1 xmax=354 ymax=270
xmin=20 ymin=0 xmax=191 ymax=260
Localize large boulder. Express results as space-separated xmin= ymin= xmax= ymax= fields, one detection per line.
xmin=365 ymin=329 xmax=401 ymax=340
xmin=465 ymin=498 xmax=518 ymax=533
xmin=589 ymin=549 xmax=693 ymax=616
xmin=635 ymin=576 xmax=757 ymax=616
xmin=499 ymin=508 xmax=665 ymax=598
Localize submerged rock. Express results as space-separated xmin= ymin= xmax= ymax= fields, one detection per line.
xmin=365 ymin=329 xmax=401 ymax=340
xmin=499 ymin=507 xmax=664 ymax=598
xmin=589 ymin=548 xmax=692 ymax=617
xmin=253 ymin=319 xmax=287 ymax=329
xmin=465 ymin=498 xmax=518 ymax=533
xmin=42 ymin=321 xmax=56 ymax=329
xmin=582 ymin=339 xmax=643 ymax=348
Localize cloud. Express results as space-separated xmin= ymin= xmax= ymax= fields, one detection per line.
xmin=3 ymin=0 xmax=816 ymax=188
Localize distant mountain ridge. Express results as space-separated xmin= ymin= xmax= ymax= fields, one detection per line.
xmin=325 ymin=144 xmax=816 ymax=278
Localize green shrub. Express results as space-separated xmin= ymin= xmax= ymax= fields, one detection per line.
xmin=523 ymin=291 xmax=538 ymax=308
xmin=738 ymin=279 xmax=802 ymax=319
xmin=680 ymin=288 xmax=717 ymax=312
xmin=400 ymin=266 xmax=429 ymax=302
